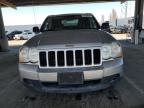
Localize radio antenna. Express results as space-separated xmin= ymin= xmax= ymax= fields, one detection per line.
xmin=32 ymin=0 xmax=37 ymax=25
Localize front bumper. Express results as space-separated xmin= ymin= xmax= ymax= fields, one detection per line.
xmin=23 ymin=74 xmax=121 ymax=93
xmin=19 ymin=58 xmax=123 ymax=93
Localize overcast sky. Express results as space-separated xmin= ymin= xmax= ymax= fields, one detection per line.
xmin=2 ymin=1 xmax=135 ymax=26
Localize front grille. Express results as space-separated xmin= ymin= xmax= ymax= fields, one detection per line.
xmin=75 ymin=50 xmax=83 ymax=66
xmin=39 ymin=48 xmax=101 ymax=68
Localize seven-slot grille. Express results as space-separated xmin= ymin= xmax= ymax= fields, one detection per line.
xmin=39 ymin=48 xmax=101 ymax=68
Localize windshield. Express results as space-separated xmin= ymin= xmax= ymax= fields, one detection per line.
xmin=40 ymin=14 xmax=100 ymax=32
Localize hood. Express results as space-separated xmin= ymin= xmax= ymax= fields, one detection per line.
xmin=25 ymin=29 xmax=116 ymax=47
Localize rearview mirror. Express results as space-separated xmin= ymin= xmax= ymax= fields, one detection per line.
xmin=33 ymin=26 xmax=40 ymax=33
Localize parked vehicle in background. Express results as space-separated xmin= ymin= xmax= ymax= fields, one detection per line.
xmin=14 ymin=32 xmax=35 ymax=40
xmin=110 ymin=26 xmax=128 ymax=34
xmin=5 ymin=31 xmax=8 ymax=35
xmin=7 ymin=30 xmax=22 ymax=40
xmin=110 ymin=26 xmax=116 ymax=34
xmin=117 ymin=26 xmax=128 ymax=33
xmin=24 ymin=30 xmax=31 ymax=33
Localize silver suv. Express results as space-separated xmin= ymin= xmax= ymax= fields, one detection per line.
xmin=19 ymin=13 xmax=123 ymax=93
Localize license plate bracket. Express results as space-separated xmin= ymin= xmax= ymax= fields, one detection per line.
xmin=58 ymin=72 xmax=83 ymax=85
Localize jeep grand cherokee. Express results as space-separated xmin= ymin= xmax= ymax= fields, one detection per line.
xmin=19 ymin=13 xmax=123 ymax=93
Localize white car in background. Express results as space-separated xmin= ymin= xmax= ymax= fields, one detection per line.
xmin=14 ymin=32 xmax=35 ymax=40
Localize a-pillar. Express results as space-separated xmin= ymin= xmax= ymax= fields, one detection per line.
xmin=0 ymin=7 xmax=8 ymax=51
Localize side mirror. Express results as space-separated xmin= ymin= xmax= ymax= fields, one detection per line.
xmin=101 ymin=22 xmax=110 ymax=29
xmin=33 ymin=26 xmax=40 ymax=33
xmin=101 ymin=22 xmax=111 ymax=33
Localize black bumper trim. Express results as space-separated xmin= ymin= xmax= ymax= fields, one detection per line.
xmin=22 ymin=74 xmax=121 ymax=93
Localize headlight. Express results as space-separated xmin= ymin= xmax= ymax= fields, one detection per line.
xmin=102 ymin=42 xmax=122 ymax=60
xmin=29 ymin=47 xmax=38 ymax=63
xmin=111 ymin=42 xmax=122 ymax=58
xmin=101 ymin=44 xmax=112 ymax=60
xmin=19 ymin=46 xmax=38 ymax=63
xmin=19 ymin=46 xmax=29 ymax=63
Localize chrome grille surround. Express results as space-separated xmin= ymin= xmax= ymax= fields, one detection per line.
xmin=38 ymin=47 xmax=102 ymax=68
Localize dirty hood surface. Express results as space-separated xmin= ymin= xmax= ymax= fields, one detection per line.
xmin=25 ymin=29 xmax=116 ymax=46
